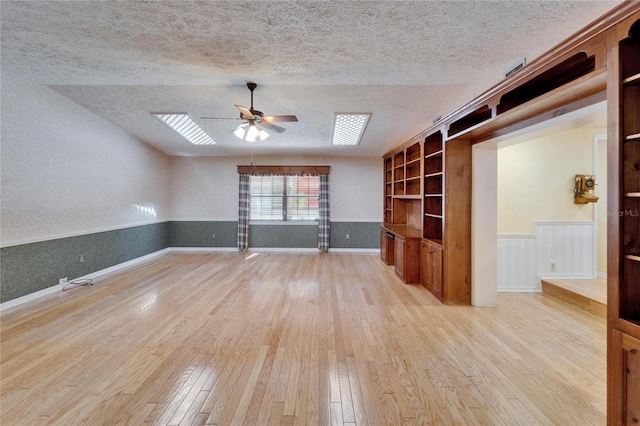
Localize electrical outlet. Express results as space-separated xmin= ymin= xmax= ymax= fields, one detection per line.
xmin=59 ymin=277 xmax=68 ymax=286
xmin=550 ymin=261 xmax=556 ymax=272
xmin=79 ymin=256 xmax=84 ymax=263
xmin=212 ymin=234 xmax=215 ymax=239
xmin=346 ymin=233 xmax=350 ymax=240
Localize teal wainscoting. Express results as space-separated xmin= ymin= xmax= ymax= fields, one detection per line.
xmin=0 ymin=222 xmax=169 ymax=303
xmin=169 ymin=221 xmax=237 ymax=247
xmin=249 ymin=224 xmax=318 ymax=248
xmin=1 ymin=221 xmax=381 ymax=303
xmin=329 ymin=222 xmax=382 ymax=249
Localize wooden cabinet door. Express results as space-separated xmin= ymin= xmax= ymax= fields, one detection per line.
xmin=394 ymin=237 xmax=405 ymax=280
xmin=380 ymin=229 xmax=387 ymax=263
xmin=420 ymin=240 xmax=431 ymax=288
xmin=612 ymin=331 xmax=640 ymax=425
xmin=430 ymin=244 xmax=443 ymax=299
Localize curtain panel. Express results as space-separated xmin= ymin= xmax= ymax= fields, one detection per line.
xmin=318 ymin=174 xmax=330 ymax=251
xmin=237 ymin=173 xmax=250 ymax=251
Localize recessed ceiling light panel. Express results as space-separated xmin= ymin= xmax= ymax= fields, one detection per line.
xmin=152 ymin=113 xmax=216 ymax=145
xmin=331 ymin=113 xmax=370 ymax=146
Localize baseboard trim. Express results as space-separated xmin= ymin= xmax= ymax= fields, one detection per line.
xmin=328 ymin=248 xmax=379 ymax=253
xmin=597 ymin=272 xmax=607 ymax=279
xmin=168 ymin=247 xmax=379 ymax=253
xmin=167 ymin=247 xmax=237 ymax=252
xmin=0 ymin=283 xmax=65 ymax=312
xmin=0 ymin=248 xmax=171 ymax=312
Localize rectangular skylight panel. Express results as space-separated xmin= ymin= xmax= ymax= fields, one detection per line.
xmin=152 ymin=113 xmax=217 ymax=145
xmin=331 ymin=113 xmax=370 ymax=146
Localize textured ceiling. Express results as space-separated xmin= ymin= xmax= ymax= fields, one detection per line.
xmin=0 ymin=1 xmax=622 ymax=157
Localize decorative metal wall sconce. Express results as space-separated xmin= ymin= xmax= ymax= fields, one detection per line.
xmin=574 ymin=174 xmax=599 ymax=204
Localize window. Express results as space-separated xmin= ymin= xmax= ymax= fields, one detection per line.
xmin=250 ymin=175 xmax=320 ymax=221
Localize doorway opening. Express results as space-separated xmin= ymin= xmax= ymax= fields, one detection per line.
xmin=472 ymin=101 xmax=607 ymax=314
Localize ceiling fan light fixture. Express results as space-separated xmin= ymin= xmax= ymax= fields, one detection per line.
xmin=234 ymin=120 xmax=270 ymax=142
xmin=152 ymin=113 xmax=216 ymax=145
xmin=246 ymin=123 xmax=260 ymax=140
xmin=331 ymin=113 xmax=370 ymax=146
xmin=233 ymin=122 xmax=249 ymax=139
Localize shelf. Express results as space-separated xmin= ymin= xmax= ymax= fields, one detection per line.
xmin=424 ymin=196 xmax=442 ymax=216
xmin=425 ymin=213 xmax=443 ymax=219
xmin=622 ymin=256 xmax=640 ymax=319
xmin=423 ymin=215 xmax=442 ymax=241
xmin=425 ymin=154 xmax=442 ymax=175
xmin=425 ymin=151 xmax=443 ymax=159
xmin=620 ymin=318 xmax=640 ymax=330
xmin=449 ymin=104 xmax=492 ymax=136
xmin=405 ymin=161 xmax=421 ymax=180
xmin=424 ymin=132 xmax=443 ymax=157
xmin=424 ymin=194 xmax=443 ymax=197
xmin=424 ymin=238 xmax=443 ymax=247
xmin=394 ymin=195 xmax=421 ymax=200
xmin=624 ymin=193 xmax=640 ymax=198
xmin=623 ymin=72 xmax=640 ymax=85
xmin=394 ymin=167 xmax=405 ymax=181
xmin=425 ymin=172 xmax=443 ymax=178
xmin=406 ymin=157 xmax=421 ymax=166
xmin=424 ymin=174 xmax=443 ymax=195
xmin=406 ymin=142 xmax=421 ymax=163
xmin=626 ymin=133 xmax=640 ymax=141
xmin=497 ymin=52 xmax=595 ymax=115
xmin=406 ymin=176 xmax=420 ymax=182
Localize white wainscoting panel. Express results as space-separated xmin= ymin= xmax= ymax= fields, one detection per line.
xmin=498 ymin=221 xmax=594 ymax=292
xmin=498 ymin=235 xmax=537 ymax=292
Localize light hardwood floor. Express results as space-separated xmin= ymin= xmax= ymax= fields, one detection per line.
xmin=1 ymin=252 xmax=606 ymax=425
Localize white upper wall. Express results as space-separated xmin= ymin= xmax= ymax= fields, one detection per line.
xmin=497 ymin=127 xmax=604 ymax=234
xmin=0 ymin=77 xmax=171 ymax=246
xmin=169 ymin=156 xmax=382 ymax=222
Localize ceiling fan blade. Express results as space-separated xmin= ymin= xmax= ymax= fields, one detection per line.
xmin=258 ymin=121 xmax=287 ymax=134
xmin=200 ymin=117 xmax=242 ymax=120
xmin=262 ymin=115 xmax=298 ymax=123
xmin=235 ymin=105 xmax=254 ymax=119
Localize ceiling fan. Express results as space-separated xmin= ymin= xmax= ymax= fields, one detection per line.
xmin=201 ymin=82 xmax=298 ymax=142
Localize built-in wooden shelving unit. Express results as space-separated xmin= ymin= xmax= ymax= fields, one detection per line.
xmin=610 ymin=16 xmax=640 ymax=425
xmin=423 ymin=132 xmax=443 ymax=244
xmin=381 ymin=140 xmax=423 ymax=283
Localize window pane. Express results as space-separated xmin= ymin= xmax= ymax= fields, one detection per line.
xmin=249 ymin=175 xmax=319 ymax=221
xmin=286 ymin=176 xmax=319 ymax=221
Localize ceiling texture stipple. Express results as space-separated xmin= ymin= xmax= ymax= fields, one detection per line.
xmin=0 ymin=1 xmax=622 ymax=157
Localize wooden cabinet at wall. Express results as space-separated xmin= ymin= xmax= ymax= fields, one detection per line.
xmin=611 ymin=331 xmax=640 ymax=425
xmin=381 ymin=224 xmax=421 ymax=284
xmin=380 ymin=228 xmax=394 ymax=266
xmin=421 ymin=239 xmax=443 ymax=299
xmin=610 ymin=15 xmax=640 ymax=425
xmin=393 ymin=232 xmax=420 ymax=284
